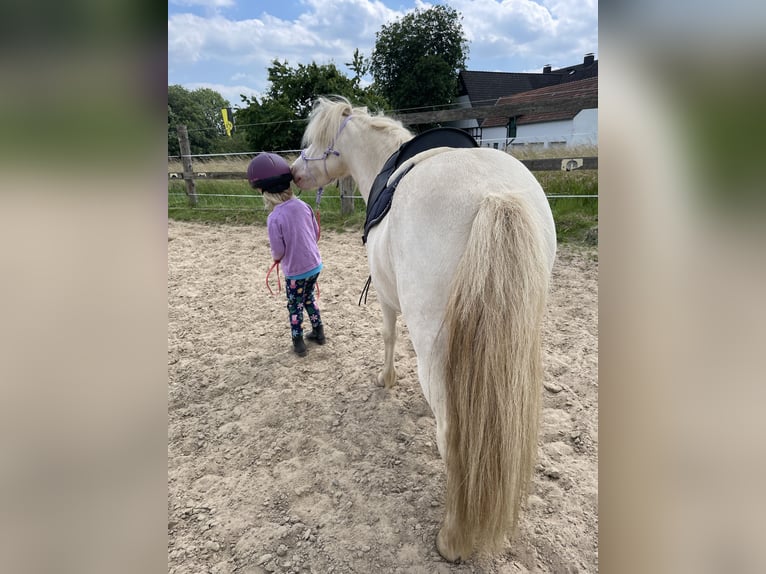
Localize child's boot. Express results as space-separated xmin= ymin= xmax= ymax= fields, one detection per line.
xmin=306 ymin=324 xmax=326 ymax=345
xmin=292 ymin=336 xmax=307 ymax=357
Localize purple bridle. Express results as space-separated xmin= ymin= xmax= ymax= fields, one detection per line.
xmin=299 ymin=115 xmax=353 ymax=204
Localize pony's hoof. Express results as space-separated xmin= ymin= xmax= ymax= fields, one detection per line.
xmin=376 ymin=371 xmax=396 ymax=388
xmin=436 ymin=529 xmax=462 ymax=563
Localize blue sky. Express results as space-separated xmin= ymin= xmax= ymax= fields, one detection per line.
xmin=168 ymin=0 xmax=598 ymax=109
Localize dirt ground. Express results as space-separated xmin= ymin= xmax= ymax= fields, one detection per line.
xmin=168 ymin=220 xmax=598 ymax=574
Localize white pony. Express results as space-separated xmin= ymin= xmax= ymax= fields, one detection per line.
xmin=291 ymin=96 xmax=556 ymax=561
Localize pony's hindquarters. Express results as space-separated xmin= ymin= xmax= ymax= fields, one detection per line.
xmin=437 ymin=194 xmax=550 ymax=561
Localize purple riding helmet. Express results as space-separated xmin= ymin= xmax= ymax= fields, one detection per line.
xmin=247 ymin=152 xmax=293 ymax=193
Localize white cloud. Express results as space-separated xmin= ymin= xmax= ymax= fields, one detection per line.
xmin=168 ymin=0 xmax=405 ymax=94
xmin=449 ymin=0 xmax=597 ymax=68
xmin=296 ymin=0 xmax=401 ymax=38
xmin=168 ymin=0 xmax=596 ymax=99
xmin=168 ymin=14 xmax=283 ymax=70
xmin=182 ymin=82 xmax=263 ymax=108
xmin=168 ymin=0 xmax=402 ymax=67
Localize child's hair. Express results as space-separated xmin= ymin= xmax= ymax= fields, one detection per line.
xmin=262 ymin=187 xmax=294 ymax=210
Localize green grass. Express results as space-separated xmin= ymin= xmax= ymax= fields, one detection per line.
xmin=168 ymin=166 xmax=598 ymax=243
xmin=168 ymin=179 xmax=262 ymax=224
xmin=537 ymin=170 xmax=598 ymax=244
xmin=168 ymin=181 xmax=368 ymax=231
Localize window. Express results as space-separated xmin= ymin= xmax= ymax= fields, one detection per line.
xmin=507 ymin=117 xmax=517 ymax=138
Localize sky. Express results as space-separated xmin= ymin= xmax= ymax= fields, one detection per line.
xmin=168 ymin=0 xmax=598 ymax=109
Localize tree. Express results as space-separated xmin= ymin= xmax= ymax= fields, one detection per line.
xmin=370 ymin=5 xmax=469 ymax=112
xmin=345 ymin=48 xmax=370 ymax=89
xmin=236 ymin=94 xmax=305 ymax=154
xmin=168 ymin=85 xmax=230 ymax=156
xmin=237 ymin=59 xmax=388 ymax=152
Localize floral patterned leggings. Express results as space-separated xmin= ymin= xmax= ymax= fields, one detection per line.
xmin=285 ymin=272 xmax=322 ymax=339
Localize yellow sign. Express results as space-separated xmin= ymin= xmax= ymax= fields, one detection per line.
xmin=221 ymin=108 xmax=234 ymax=137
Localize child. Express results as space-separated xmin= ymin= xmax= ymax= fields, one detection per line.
xmin=247 ymin=153 xmax=325 ymax=357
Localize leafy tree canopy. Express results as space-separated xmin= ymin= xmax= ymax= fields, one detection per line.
xmin=168 ymin=85 xmax=231 ymax=156
xmin=370 ymin=5 xmax=469 ymax=112
xmin=237 ymin=59 xmax=387 ymax=152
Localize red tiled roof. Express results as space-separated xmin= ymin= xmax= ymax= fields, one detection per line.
xmin=480 ymin=77 xmax=598 ymax=128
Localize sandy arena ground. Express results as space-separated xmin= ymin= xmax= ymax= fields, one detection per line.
xmin=168 ymin=220 xmax=598 ymax=574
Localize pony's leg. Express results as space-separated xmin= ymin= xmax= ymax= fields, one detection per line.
xmin=436 ymin=402 xmax=464 ymax=562
xmin=436 ymin=523 xmax=463 ymax=563
xmin=415 ymin=360 xmax=463 ymax=562
xmin=416 ymin=359 xmax=448 ymax=460
xmin=377 ymin=303 xmax=397 ymax=388
xmin=404 ymin=323 xmax=469 ymax=562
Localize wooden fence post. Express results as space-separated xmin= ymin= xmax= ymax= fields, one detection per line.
xmin=177 ymin=125 xmax=198 ymax=207
xmin=339 ymin=176 xmax=354 ymax=215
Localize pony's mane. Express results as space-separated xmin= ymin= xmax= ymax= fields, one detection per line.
xmin=302 ymin=96 xmax=412 ymax=149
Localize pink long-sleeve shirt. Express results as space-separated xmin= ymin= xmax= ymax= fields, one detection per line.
xmin=266 ymin=198 xmax=322 ymax=279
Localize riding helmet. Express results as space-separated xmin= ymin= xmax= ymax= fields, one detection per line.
xmin=247 ymin=152 xmax=293 ymax=193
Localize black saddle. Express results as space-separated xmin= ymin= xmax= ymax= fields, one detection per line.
xmin=362 ymin=127 xmax=478 ymax=243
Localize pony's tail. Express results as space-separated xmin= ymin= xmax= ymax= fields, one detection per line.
xmin=441 ymin=194 xmax=549 ymax=559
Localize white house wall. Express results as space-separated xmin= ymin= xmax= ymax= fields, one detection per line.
xmin=481 ymin=126 xmax=508 ymax=147
xmin=479 ymin=108 xmax=598 ymax=149
xmin=571 ymin=108 xmax=598 ymax=146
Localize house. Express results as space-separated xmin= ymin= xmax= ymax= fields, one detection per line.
xmin=453 ymin=53 xmax=598 ymax=148
xmin=480 ymin=76 xmax=598 ymax=150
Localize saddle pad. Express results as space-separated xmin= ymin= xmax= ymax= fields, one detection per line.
xmin=362 ymin=127 xmax=478 ymax=243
